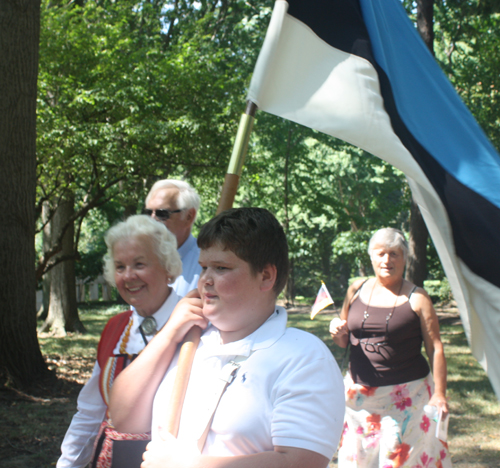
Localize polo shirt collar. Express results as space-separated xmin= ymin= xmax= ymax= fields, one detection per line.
xmin=199 ymin=306 xmax=288 ymax=357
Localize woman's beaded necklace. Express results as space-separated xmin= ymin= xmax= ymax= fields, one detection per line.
xmin=360 ymin=279 xmax=404 ymax=345
xmin=118 ymin=317 xmax=134 ymax=356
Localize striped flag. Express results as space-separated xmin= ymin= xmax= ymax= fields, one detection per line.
xmin=311 ymin=282 xmax=334 ymax=320
xmin=247 ymin=0 xmax=500 ymax=398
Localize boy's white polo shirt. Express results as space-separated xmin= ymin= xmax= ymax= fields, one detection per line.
xmin=152 ymin=307 xmax=345 ymax=460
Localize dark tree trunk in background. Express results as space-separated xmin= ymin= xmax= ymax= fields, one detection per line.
xmin=407 ymin=199 xmax=429 ymax=287
xmin=406 ymin=0 xmax=434 ymax=287
xmin=416 ymin=0 xmax=435 ymax=47
xmin=37 ymin=202 xmax=51 ymax=320
xmin=0 ymin=0 xmax=48 ymax=387
xmin=40 ymin=196 xmax=85 ymax=335
xmin=283 ymin=127 xmax=295 ymax=305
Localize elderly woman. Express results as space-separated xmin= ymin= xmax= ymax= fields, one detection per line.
xmin=330 ymin=228 xmax=452 ymax=468
xmin=57 ymin=215 xmax=182 ymax=468
xmin=109 ymin=207 xmax=345 ymax=468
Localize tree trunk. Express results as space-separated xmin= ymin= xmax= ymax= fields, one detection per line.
xmin=37 ymin=202 xmax=51 ymax=320
xmin=36 ymin=277 xmax=50 ymax=320
xmin=416 ymin=0 xmax=435 ymax=49
xmin=0 ymin=0 xmax=49 ymax=388
xmin=406 ymin=0 xmax=434 ymax=287
xmin=406 ymin=199 xmax=429 ymax=287
xmin=283 ymin=127 xmax=295 ymax=306
xmin=40 ymin=196 xmax=85 ymax=335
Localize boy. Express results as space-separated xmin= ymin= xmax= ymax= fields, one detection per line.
xmin=110 ymin=208 xmax=345 ymax=468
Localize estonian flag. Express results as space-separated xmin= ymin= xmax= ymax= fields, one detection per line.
xmin=311 ymin=281 xmax=334 ymax=320
xmin=247 ymin=0 xmax=500 ymax=398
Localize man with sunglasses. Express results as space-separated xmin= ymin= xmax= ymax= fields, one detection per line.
xmin=144 ymin=179 xmax=201 ymax=297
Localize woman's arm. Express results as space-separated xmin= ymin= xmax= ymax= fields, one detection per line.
xmin=109 ymin=290 xmax=208 ymax=433
xmin=142 ymin=437 xmax=329 ymax=468
xmin=57 ymin=363 xmax=107 ymax=468
xmin=330 ymin=278 xmax=366 ymax=348
xmin=410 ymin=288 xmax=449 ymax=414
xmin=329 ymin=317 xmax=349 ymax=348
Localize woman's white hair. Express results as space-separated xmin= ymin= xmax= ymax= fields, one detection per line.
xmin=103 ymin=215 xmax=182 ymax=287
xmin=368 ymin=228 xmax=409 ymax=261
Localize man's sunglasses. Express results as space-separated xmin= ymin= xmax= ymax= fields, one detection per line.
xmin=142 ymin=208 xmax=183 ymax=220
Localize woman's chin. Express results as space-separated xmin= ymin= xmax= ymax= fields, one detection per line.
xmin=379 ymin=270 xmax=397 ymax=278
xmin=125 ymin=297 xmax=144 ymax=311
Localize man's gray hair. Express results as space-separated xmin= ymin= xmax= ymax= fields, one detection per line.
xmin=103 ymin=215 xmax=182 ymax=286
xmin=368 ymin=228 xmax=409 ymax=261
xmin=146 ymin=179 xmax=200 ymax=220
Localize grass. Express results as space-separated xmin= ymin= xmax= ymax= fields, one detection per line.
xmin=0 ymin=302 xmax=499 ymax=467
xmin=438 ymin=312 xmax=500 ymax=468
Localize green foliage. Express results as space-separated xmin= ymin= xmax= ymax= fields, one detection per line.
xmin=423 ymin=278 xmax=453 ymax=303
xmin=434 ymin=0 xmax=500 ymax=150
xmin=74 ymin=207 xmax=115 ymax=280
xmin=38 ymin=0 xmax=238 ymax=204
xmin=36 ymin=0 xmax=271 ymax=276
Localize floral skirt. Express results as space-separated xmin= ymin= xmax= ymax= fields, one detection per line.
xmin=337 ymin=373 xmax=452 ymax=468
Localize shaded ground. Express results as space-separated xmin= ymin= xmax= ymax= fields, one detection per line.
xmin=0 ymin=305 xmax=103 ymax=468
xmin=0 ymin=359 xmax=93 ymax=467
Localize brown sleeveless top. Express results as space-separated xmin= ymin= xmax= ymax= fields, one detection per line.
xmin=347 ymin=290 xmax=430 ymax=387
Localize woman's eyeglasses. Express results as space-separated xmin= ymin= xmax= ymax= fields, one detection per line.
xmin=142 ymin=208 xmax=183 ymax=221
xmin=359 ymin=310 xmax=392 ymax=355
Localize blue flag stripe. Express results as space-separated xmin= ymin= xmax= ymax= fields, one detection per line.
xmin=360 ymin=0 xmax=500 ymax=288
xmin=287 ymin=0 xmax=500 ymax=288
xmin=361 ymin=0 xmax=500 ymax=208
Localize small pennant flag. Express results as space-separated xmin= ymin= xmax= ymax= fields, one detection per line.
xmin=311 ymin=282 xmax=334 ymax=319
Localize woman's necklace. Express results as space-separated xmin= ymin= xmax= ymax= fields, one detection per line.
xmin=360 ymin=279 xmax=404 ymax=345
xmin=119 ymin=317 xmax=134 ymax=356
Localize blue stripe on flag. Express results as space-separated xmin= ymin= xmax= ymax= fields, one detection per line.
xmin=358 ymin=0 xmax=500 ymax=287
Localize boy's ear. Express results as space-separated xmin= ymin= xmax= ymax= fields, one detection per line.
xmin=260 ymin=264 xmax=277 ymax=292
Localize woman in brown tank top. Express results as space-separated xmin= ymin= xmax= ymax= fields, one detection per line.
xmin=330 ymin=228 xmax=452 ymax=468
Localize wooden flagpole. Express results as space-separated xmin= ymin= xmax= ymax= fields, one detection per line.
xmin=165 ymin=100 xmax=258 ymax=437
xmin=217 ymin=101 xmax=257 ymax=213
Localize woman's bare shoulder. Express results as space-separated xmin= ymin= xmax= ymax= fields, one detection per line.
xmin=408 ymin=284 xmax=435 ymax=314
xmin=349 ymin=278 xmax=370 ymax=292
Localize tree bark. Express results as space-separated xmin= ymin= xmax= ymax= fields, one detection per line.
xmin=37 ymin=202 xmax=51 ymax=320
xmin=406 ymin=0 xmax=434 ymax=287
xmin=283 ymin=127 xmax=295 ymax=306
xmin=406 ymin=199 xmax=429 ymax=287
xmin=416 ymin=0 xmax=435 ymax=49
xmin=40 ymin=196 xmax=85 ymax=335
xmin=0 ymin=0 xmax=49 ymax=387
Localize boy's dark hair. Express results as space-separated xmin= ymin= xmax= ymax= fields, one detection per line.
xmin=198 ymin=207 xmax=289 ymax=295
